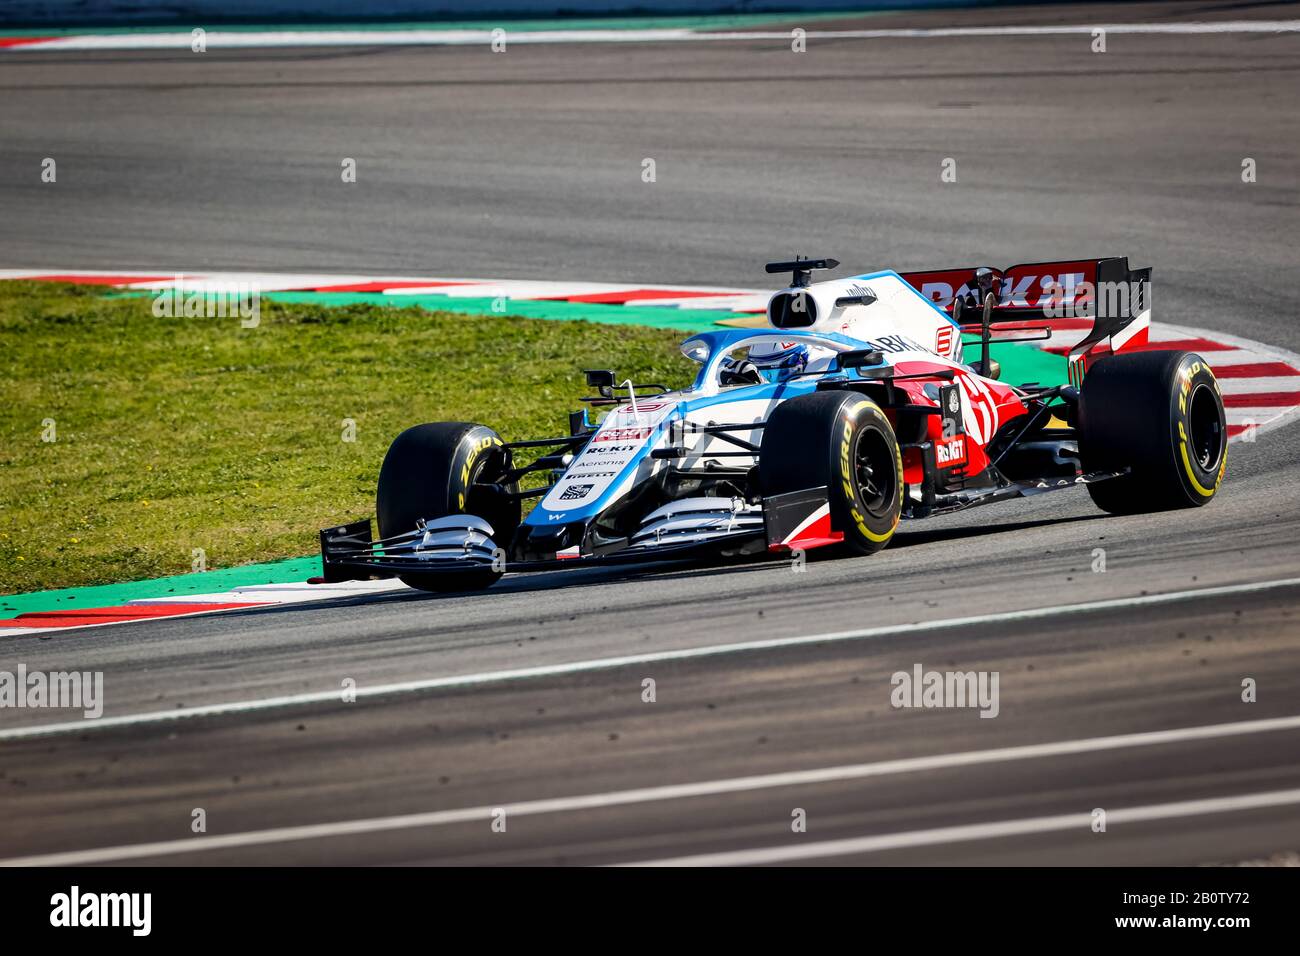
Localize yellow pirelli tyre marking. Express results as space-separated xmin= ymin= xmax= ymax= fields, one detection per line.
xmin=459 ymin=435 xmax=502 ymax=487
xmin=1176 ymin=360 xmax=1224 ymax=500
xmin=1177 ymin=415 xmax=1225 ymax=499
xmin=457 ymin=435 xmax=504 ymax=509
xmin=838 ymin=401 xmax=901 ymax=544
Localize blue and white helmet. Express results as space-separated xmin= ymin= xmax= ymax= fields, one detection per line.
xmin=747 ymin=340 xmax=809 ymax=380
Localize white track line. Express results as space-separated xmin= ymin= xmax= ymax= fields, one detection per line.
xmin=1220 ymin=377 xmax=1300 ymax=394
xmin=5 ymin=713 xmax=1300 ymax=867
xmin=3 ymin=576 xmax=1298 ymax=741
xmin=620 ymin=787 xmax=1300 ymax=867
xmin=6 ymin=21 xmax=1300 ymax=53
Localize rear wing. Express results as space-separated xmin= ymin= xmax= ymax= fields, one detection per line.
xmin=900 ymin=257 xmax=1151 ymax=384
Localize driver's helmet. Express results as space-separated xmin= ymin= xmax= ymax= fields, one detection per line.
xmin=746 ymin=340 xmax=809 ymax=382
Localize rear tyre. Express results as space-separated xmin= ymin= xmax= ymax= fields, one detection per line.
xmin=1078 ymin=350 xmax=1227 ymax=514
xmin=760 ymin=391 xmax=903 ymax=556
xmin=376 ymin=422 xmax=520 ymax=592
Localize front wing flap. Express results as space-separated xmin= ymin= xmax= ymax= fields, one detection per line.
xmin=318 ymin=516 xmax=765 ymax=581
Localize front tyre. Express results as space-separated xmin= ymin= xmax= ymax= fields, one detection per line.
xmin=760 ymin=391 xmax=903 ymax=555
xmin=1078 ymin=350 xmax=1227 ymax=514
xmin=376 ymin=422 xmax=520 ymax=592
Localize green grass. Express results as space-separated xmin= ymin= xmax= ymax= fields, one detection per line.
xmin=0 ymin=282 xmax=693 ymax=594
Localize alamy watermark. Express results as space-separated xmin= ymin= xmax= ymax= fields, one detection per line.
xmin=891 ymin=663 xmax=1000 ymax=718
xmin=152 ymin=273 xmax=260 ymax=328
xmin=0 ymin=665 xmax=103 ymax=719
xmin=1041 ymin=278 xmax=1148 ymax=320
xmin=50 ymin=886 xmax=150 ymax=936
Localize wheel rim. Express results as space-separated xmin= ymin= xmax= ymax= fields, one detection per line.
xmin=853 ymin=426 xmax=896 ymax=517
xmin=1186 ymin=382 xmax=1224 ymax=473
xmin=464 ymin=455 xmax=496 ymax=512
xmin=464 ymin=448 xmax=518 ymax=537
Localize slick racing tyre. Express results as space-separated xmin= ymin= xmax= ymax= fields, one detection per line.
xmin=376 ymin=422 xmax=521 ymax=592
xmin=760 ymin=391 xmax=903 ymax=556
xmin=1078 ymin=350 xmax=1227 ymax=514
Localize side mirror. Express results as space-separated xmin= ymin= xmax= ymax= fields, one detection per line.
xmin=836 ymin=349 xmax=884 ymax=371
xmin=584 ymin=369 xmax=615 ymax=391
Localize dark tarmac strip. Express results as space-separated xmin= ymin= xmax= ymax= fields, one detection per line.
xmin=3 ymin=582 xmax=1298 ymax=865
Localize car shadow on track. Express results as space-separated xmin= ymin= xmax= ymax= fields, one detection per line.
xmin=889 ymin=512 xmax=1109 ymax=549
xmin=265 ymin=511 xmax=1112 ymax=611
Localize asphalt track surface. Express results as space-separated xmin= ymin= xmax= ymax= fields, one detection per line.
xmin=2 ymin=1 xmax=1300 ymax=866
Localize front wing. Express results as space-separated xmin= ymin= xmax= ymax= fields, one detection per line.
xmin=318 ymin=466 xmax=1126 ymax=583
xmin=318 ymin=516 xmax=766 ymax=582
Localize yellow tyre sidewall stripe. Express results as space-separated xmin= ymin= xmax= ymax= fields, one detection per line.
xmin=456 ymin=433 xmax=504 ymax=511
xmin=839 ymin=400 xmax=902 ymax=545
xmin=1175 ymin=360 xmax=1226 ymax=500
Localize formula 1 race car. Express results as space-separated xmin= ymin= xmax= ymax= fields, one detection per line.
xmin=320 ymin=255 xmax=1228 ymax=591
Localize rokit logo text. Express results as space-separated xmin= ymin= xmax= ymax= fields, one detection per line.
xmin=936 ymin=435 xmax=966 ymax=466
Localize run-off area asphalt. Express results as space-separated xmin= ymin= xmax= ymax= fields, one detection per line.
xmin=1 ymin=1 xmax=1299 ymax=865
xmin=3 ymin=579 xmax=1300 ymax=866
